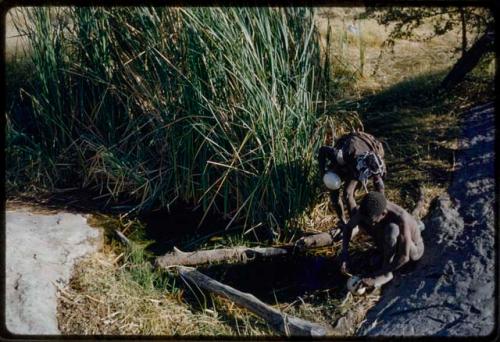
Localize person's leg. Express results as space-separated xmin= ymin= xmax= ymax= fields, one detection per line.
xmin=409 ymin=238 xmax=425 ymax=261
xmin=367 ymin=223 xmax=399 ymax=288
xmin=369 ymin=229 xmax=385 ymax=268
xmin=366 ymin=222 xmax=394 ymax=268
xmin=329 ymin=190 xmax=359 ymax=242
xmin=369 ymin=253 xmax=383 ymax=268
xmin=416 ymin=219 xmax=425 ymax=232
xmin=383 ymin=223 xmax=399 ymax=266
xmin=330 ymin=190 xmax=347 ymax=225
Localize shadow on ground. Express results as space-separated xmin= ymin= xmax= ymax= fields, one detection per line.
xmin=331 ymin=69 xmax=493 ymax=209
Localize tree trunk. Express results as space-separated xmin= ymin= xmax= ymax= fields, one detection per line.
xmin=441 ymin=27 xmax=494 ymax=89
xmin=460 ymin=7 xmax=468 ymax=57
xmin=156 ymin=229 xmax=344 ymax=268
xmin=177 ymin=266 xmax=335 ymax=336
xmin=155 ymin=245 xmax=291 ymax=268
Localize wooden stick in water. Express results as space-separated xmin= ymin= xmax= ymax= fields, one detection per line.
xmin=177 ymin=266 xmax=335 ymax=337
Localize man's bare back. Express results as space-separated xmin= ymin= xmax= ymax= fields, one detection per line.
xmin=340 ymin=192 xmax=424 ymax=288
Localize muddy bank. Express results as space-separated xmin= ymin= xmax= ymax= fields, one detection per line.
xmin=358 ymin=102 xmax=495 ymax=336
xmin=5 ymin=206 xmax=103 ymax=335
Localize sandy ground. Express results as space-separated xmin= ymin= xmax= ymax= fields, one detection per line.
xmin=5 ymin=206 xmax=102 ymax=335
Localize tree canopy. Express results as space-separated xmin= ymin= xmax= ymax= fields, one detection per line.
xmin=360 ymin=7 xmax=493 ymax=54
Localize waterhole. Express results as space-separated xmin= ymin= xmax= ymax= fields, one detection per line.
xmin=139 ymin=204 xmax=361 ymax=304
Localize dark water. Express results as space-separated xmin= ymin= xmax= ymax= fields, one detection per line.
xmin=141 ymin=202 xmax=276 ymax=255
xmin=140 ymin=202 xmax=231 ymax=255
xmin=140 ymin=203 xmax=357 ymax=303
xmin=199 ymin=255 xmax=346 ymax=304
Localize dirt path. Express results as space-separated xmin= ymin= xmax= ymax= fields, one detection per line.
xmin=357 ymin=102 xmax=495 ymax=336
xmin=5 ymin=206 xmax=102 ymax=335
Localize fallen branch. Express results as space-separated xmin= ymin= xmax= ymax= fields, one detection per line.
xmin=177 ymin=266 xmax=334 ymax=336
xmin=155 ymin=245 xmax=290 ymax=268
xmin=294 ymin=229 xmax=341 ymax=250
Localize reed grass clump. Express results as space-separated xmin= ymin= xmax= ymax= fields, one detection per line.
xmin=7 ymin=7 xmax=340 ymax=235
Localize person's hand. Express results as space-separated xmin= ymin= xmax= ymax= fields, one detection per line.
xmin=339 ymin=251 xmax=350 ymax=276
xmin=361 ymin=277 xmax=376 ymax=288
xmin=340 ymin=262 xmax=350 ymax=276
xmin=329 ymin=227 xmax=342 ymax=242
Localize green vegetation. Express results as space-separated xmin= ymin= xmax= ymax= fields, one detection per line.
xmin=7 ymin=7 xmax=340 ymax=236
xmin=8 ymin=6 xmax=495 ymax=337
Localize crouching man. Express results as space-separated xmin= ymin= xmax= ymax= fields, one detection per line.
xmin=340 ymin=191 xmax=425 ymax=289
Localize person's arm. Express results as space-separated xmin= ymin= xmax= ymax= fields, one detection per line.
xmin=373 ymin=174 xmax=385 ymax=194
xmin=339 ymin=212 xmax=360 ymax=274
xmin=387 ymin=215 xmax=413 ymax=272
xmin=330 ymin=191 xmax=347 ymax=225
xmin=365 ymin=218 xmax=412 ymax=283
xmin=318 ymin=146 xmax=336 ymax=176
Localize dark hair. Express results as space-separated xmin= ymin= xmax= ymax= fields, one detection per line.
xmin=359 ymin=191 xmax=387 ymax=218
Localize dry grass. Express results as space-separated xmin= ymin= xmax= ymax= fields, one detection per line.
xmin=5 ymin=8 xmax=31 ymax=61
xmin=57 ymin=246 xmax=275 ymax=336
xmin=315 ymin=7 xmax=466 ymax=93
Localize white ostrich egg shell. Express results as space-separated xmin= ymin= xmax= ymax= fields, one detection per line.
xmin=323 ymin=171 xmax=341 ymax=190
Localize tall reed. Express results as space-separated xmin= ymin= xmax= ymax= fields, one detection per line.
xmin=7 ymin=7 xmax=341 ymax=236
